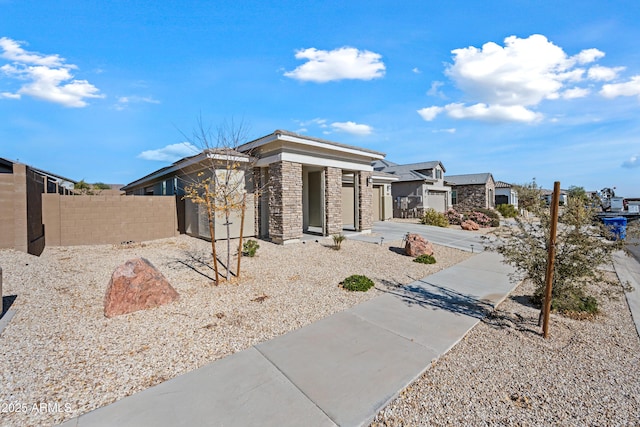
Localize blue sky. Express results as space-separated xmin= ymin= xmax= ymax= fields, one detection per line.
xmin=1 ymin=0 xmax=639 ymax=195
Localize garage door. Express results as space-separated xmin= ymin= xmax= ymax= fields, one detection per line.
xmin=342 ymin=184 xmax=355 ymax=228
xmin=426 ymin=192 xmax=446 ymax=212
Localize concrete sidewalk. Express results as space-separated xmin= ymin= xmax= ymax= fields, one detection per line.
xmin=60 ymin=251 xmax=517 ymax=427
xmin=612 ymin=250 xmax=640 ymax=338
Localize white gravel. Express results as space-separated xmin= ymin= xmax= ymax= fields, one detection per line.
xmin=371 ymin=274 xmax=640 ymax=426
xmin=0 ymin=234 xmax=470 ymax=427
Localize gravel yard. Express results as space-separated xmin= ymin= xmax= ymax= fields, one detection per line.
xmin=0 ymin=234 xmax=470 ymax=427
xmin=372 ymin=274 xmax=640 ymax=426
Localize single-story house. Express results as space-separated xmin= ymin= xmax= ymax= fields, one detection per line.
xmin=372 ymin=160 xmax=451 ymax=216
xmin=495 ymin=181 xmax=519 ymax=208
xmin=445 ymin=173 xmax=496 ymax=211
xmin=1 ymin=157 xmax=76 ymax=255
xmin=122 ymin=130 xmax=395 ymax=244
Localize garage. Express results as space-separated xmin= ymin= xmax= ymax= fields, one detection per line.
xmin=426 ymin=191 xmax=447 ymax=213
xmin=372 ymin=185 xmax=382 ymax=222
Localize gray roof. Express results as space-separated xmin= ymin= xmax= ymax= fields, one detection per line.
xmin=445 ymin=173 xmax=493 ymax=186
xmin=495 ymin=180 xmax=512 ymax=188
xmin=373 ymin=160 xmax=445 ymax=182
xmin=372 ymin=159 xmax=398 ymax=170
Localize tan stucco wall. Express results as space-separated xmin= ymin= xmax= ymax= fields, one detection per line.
xmin=42 ymin=194 xmax=178 ymax=246
xmin=0 ymin=174 xmax=16 ymax=250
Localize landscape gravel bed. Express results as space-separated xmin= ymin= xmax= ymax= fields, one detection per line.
xmin=371 ymin=274 xmax=640 ymax=426
xmin=0 ymin=234 xmax=470 ymax=426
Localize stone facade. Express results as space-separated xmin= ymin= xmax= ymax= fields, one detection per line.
xmin=325 ymin=167 xmax=342 ymax=235
xmin=268 ymin=161 xmax=303 ymax=243
xmin=358 ymin=171 xmax=373 ymax=231
xmin=453 ymin=182 xmax=496 ymax=211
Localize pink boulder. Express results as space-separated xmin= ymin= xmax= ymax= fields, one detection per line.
xmin=461 ymin=220 xmax=480 ymax=231
xmin=404 ymin=233 xmax=434 ymax=257
xmin=104 ymin=258 xmax=179 ymax=318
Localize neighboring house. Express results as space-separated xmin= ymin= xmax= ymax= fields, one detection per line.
xmin=495 ymin=181 xmax=519 ymax=208
xmin=446 ymin=173 xmax=496 ymax=211
xmin=373 ymin=160 xmax=451 ymax=216
xmin=122 ymin=130 xmax=394 ymax=244
xmin=0 ymin=157 xmax=75 ymax=255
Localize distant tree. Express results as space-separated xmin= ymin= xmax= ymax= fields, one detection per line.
xmin=74 ymin=179 xmax=109 ymax=195
xmin=567 ymin=185 xmax=588 ymax=203
xmin=92 ymin=182 xmax=112 ymax=190
xmin=513 ymin=179 xmax=544 ymax=213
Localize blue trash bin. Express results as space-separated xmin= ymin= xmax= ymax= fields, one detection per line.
xmin=602 ymin=217 xmax=627 ymax=240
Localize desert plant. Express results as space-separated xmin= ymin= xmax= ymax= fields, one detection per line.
xmin=490 ymin=196 xmax=625 ymax=315
xmin=420 ymin=208 xmax=449 ymax=228
xmin=341 ymin=274 xmax=375 ymax=292
xmin=414 ymin=254 xmax=436 ymax=264
xmin=472 ymin=208 xmax=501 ymax=227
xmin=332 ymin=233 xmax=346 ymax=250
xmin=445 ymin=208 xmax=463 ymax=225
xmin=242 ymin=239 xmax=259 ymax=257
xmin=465 ymin=211 xmax=493 ymax=228
xmin=496 ymin=203 xmax=518 ymax=218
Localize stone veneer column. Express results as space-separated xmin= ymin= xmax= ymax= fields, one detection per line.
xmin=358 ymin=171 xmax=373 ymax=231
xmin=324 ymin=167 xmax=342 ymax=235
xmin=268 ymin=161 xmax=303 ymax=243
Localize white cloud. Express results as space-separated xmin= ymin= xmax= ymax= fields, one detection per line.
xmin=588 ymin=65 xmax=625 ymax=81
xmin=412 ymin=67 xmax=421 ymax=74
xmin=419 ymin=34 xmax=620 ymax=123
xmin=417 ymin=106 xmax=444 ymax=121
xmin=115 ymin=95 xmax=160 ymax=110
xmin=622 ymin=154 xmax=639 ymax=169
xmin=444 ymin=103 xmax=543 ymax=123
xmin=427 ymin=81 xmax=445 ymax=98
xmin=284 ymin=47 xmax=385 ymax=83
xmin=138 ymin=142 xmax=199 ymax=162
xmin=0 ymin=37 xmax=103 ymax=107
xmin=330 ymin=121 xmax=373 ymax=135
xmin=432 ymin=128 xmax=456 ymax=134
xmin=600 ymin=75 xmax=640 ymax=98
xmin=562 ymin=87 xmax=590 ymax=99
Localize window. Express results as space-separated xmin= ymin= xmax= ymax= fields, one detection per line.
xmin=436 ymin=168 xmax=442 ymax=180
xmin=451 ymin=190 xmax=457 ymax=205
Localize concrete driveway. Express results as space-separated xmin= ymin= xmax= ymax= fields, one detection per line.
xmin=346 ymin=221 xmax=489 ymax=253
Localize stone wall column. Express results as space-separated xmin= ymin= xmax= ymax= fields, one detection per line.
xmin=268 ymin=161 xmax=302 ymax=243
xmin=358 ymin=171 xmax=373 ymax=231
xmin=12 ymin=163 xmax=28 ymax=253
xmin=325 ymin=167 xmax=342 ymax=235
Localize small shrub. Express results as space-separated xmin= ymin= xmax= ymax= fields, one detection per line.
xmin=496 ymin=203 xmax=518 ymax=218
xmin=242 ymin=239 xmax=260 ymax=257
xmin=472 ymin=208 xmax=501 ymax=227
xmin=465 ymin=211 xmax=493 ymax=228
xmin=341 ymin=274 xmax=375 ymax=292
xmin=445 ymin=208 xmax=463 ymax=225
xmin=420 ymin=208 xmax=449 ymax=228
xmin=414 ymin=254 xmax=436 ymax=264
xmin=332 ymin=233 xmax=346 ymax=250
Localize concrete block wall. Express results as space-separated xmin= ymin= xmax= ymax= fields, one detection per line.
xmin=358 ymin=171 xmax=373 ymax=231
xmin=0 ymin=174 xmax=16 ymax=250
xmin=42 ymin=194 xmax=178 ymax=246
xmin=268 ymin=161 xmax=303 ymax=243
xmin=325 ymin=167 xmax=342 ymax=235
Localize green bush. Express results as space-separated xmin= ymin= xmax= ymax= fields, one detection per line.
xmin=413 ymin=254 xmax=436 ymax=264
xmin=496 ymin=203 xmax=518 ymax=218
xmin=341 ymin=274 xmax=375 ymax=292
xmin=420 ymin=208 xmax=449 ymax=228
xmin=242 ymin=239 xmax=260 ymax=257
xmin=332 ymin=233 xmax=346 ymax=250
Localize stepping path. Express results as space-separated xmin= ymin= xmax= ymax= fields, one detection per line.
xmin=60 ymin=251 xmax=518 ymax=427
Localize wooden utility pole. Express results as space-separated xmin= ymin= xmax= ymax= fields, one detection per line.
xmin=541 ymin=181 xmax=561 ymax=338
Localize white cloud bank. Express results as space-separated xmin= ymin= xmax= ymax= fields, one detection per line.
xmin=0 ymin=37 xmax=103 ymax=107
xmin=284 ymin=47 xmax=385 ymax=83
xmin=138 ymin=142 xmax=199 ymax=162
xmin=419 ymin=34 xmax=630 ymax=123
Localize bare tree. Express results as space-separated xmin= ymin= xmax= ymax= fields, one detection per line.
xmin=182 ymin=117 xmax=258 ymax=284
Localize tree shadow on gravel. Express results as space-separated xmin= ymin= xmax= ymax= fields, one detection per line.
xmin=480 ymin=309 xmax=542 ymax=336
xmin=377 ymin=278 xmax=493 ymax=319
xmin=169 ymin=250 xmax=232 ymax=282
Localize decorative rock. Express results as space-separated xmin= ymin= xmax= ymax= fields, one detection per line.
xmin=461 ymin=220 xmax=480 ymax=231
xmin=104 ymin=258 xmax=179 ymax=318
xmin=404 ymin=233 xmax=434 ymax=257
